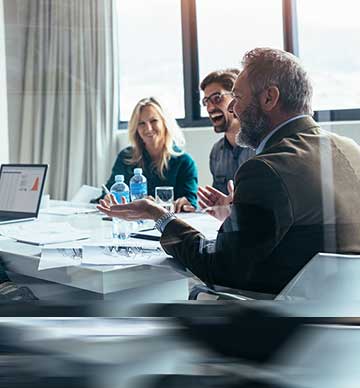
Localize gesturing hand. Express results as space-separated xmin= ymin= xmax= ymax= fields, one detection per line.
xmin=97 ymin=198 xmax=167 ymax=221
xmin=198 ymin=180 xmax=234 ymax=208
xmin=197 ymin=180 xmax=234 ymax=221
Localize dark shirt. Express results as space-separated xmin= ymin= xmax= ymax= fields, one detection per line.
xmin=104 ymin=147 xmax=198 ymax=207
xmin=210 ymin=136 xmax=255 ymax=194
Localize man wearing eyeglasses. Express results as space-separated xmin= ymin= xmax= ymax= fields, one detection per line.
xmin=98 ymin=48 xmax=360 ymax=295
xmin=200 ymin=69 xmax=255 ymax=195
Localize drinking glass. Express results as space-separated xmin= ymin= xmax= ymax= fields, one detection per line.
xmin=155 ymin=186 xmax=174 ymax=212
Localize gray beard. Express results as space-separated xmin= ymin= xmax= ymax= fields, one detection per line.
xmin=235 ymin=100 xmax=271 ymax=149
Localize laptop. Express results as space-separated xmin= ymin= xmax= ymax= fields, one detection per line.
xmin=0 ymin=164 xmax=48 ymax=224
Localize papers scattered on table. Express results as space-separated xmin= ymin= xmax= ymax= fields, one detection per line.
xmin=38 ymin=240 xmax=166 ymax=270
xmin=82 ymin=244 xmax=165 ymax=266
xmin=0 ymin=221 xmax=90 ymax=246
xmin=39 ymin=245 xmax=83 ymax=270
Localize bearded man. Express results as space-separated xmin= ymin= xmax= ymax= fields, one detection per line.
xmin=99 ymin=48 xmax=360 ymax=294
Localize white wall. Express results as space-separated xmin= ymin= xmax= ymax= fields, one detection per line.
xmin=114 ymin=121 xmax=360 ymax=189
xmin=183 ymin=126 xmax=221 ymax=187
xmin=0 ymin=0 xmax=9 ymax=164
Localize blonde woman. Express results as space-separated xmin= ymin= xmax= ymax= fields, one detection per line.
xmin=103 ymin=97 xmax=198 ymax=212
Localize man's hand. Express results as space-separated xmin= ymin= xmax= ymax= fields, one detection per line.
xmin=197 ymin=180 xmax=234 ymax=222
xmin=198 ymin=180 xmax=234 ymax=208
xmin=173 ymin=197 xmax=196 ymax=213
xmin=97 ymin=198 xmax=167 ymax=221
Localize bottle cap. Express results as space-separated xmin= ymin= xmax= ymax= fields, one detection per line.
xmin=134 ymin=168 xmax=142 ymax=175
xmin=115 ymin=174 xmax=124 ymax=182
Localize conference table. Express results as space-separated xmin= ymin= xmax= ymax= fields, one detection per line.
xmin=0 ymin=202 xmax=220 ymax=314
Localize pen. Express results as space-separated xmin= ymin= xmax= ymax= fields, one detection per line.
xmin=102 ymin=184 xmax=115 ymax=205
xmin=102 ymin=184 xmax=110 ymax=195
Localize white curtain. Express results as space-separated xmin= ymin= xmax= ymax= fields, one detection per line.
xmin=0 ymin=0 xmax=9 ymax=164
xmin=18 ymin=0 xmax=120 ymax=199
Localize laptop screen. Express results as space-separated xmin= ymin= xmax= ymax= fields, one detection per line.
xmin=0 ymin=164 xmax=47 ymax=214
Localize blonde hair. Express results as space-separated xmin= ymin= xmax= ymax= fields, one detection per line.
xmin=127 ymin=97 xmax=185 ymax=178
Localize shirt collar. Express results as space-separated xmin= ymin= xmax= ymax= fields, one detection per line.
xmin=255 ymin=115 xmax=309 ymax=155
xmin=223 ymin=135 xmax=233 ymax=149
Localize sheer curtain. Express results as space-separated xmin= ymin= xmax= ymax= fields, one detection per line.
xmin=18 ymin=0 xmax=120 ymax=199
xmin=0 ymin=0 xmax=9 ymax=164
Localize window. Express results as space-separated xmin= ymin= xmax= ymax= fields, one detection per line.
xmin=297 ymin=0 xmax=360 ymax=111
xmin=196 ymin=0 xmax=284 ymax=116
xmin=197 ymin=0 xmax=284 ymax=77
xmin=116 ymin=0 xmax=360 ymax=127
xmin=117 ymin=0 xmax=184 ymax=121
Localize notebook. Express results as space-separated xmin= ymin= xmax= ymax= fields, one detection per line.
xmin=0 ymin=164 xmax=48 ymax=224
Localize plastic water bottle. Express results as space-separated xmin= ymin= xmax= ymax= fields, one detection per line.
xmin=110 ymin=175 xmax=130 ymax=204
xmin=110 ymin=175 xmax=131 ymax=240
xmin=130 ymin=168 xmax=148 ymax=201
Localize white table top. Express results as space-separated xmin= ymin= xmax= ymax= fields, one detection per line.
xmin=0 ymin=205 xmax=189 ymax=294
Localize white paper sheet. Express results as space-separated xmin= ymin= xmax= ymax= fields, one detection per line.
xmin=40 ymin=206 xmax=98 ymax=216
xmin=0 ymin=221 xmax=90 ymax=245
xmin=39 ymin=246 xmax=83 ymax=270
xmin=81 ymin=244 xmax=166 ymax=266
xmin=70 ymin=185 xmax=102 ymax=203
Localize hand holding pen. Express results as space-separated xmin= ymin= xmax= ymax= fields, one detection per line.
xmin=101 ymin=184 xmax=117 ymax=206
xmin=101 ymin=184 xmax=128 ymax=206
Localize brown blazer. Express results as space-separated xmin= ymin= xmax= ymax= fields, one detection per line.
xmin=161 ymin=116 xmax=360 ymax=293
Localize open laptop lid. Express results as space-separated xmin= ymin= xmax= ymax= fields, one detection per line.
xmin=0 ymin=164 xmax=48 ymax=219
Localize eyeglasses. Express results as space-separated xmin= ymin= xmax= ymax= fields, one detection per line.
xmin=201 ymin=92 xmax=233 ymax=107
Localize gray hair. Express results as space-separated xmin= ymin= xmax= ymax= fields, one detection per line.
xmin=241 ymin=48 xmax=313 ymax=115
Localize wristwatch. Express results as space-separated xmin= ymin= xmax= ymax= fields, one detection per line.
xmin=155 ymin=212 xmax=176 ymax=233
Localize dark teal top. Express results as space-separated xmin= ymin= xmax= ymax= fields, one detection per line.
xmin=104 ymin=147 xmax=198 ymax=207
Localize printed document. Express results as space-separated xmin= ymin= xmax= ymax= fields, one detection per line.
xmin=82 ymin=244 xmax=166 ymax=266
xmin=39 ymin=245 xmax=83 ymax=270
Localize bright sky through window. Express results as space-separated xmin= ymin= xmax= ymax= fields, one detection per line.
xmin=298 ymin=0 xmax=360 ymax=110
xmin=196 ymin=0 xmax=283 ymax=116
xmin=117 ymin=0 xmax=184 ymax=121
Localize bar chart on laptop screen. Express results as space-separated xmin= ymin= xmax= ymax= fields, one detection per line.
xmin=0 ymin=167 xmax=44 ymax=212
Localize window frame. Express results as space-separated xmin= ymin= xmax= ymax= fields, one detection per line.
xmin=118 ymin=0 xmax=360 ymax=129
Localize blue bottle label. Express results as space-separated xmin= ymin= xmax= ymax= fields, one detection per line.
xmin=130 ymin=182 xmax=147 ymax=196
xmin=111 ymin=191 xmax=130 ymax=203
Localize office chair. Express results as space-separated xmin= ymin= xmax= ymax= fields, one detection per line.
xmin=189 ymin=252 xmax=360 ymax=301
xmin=276 ymin=252 xmax=360 ymax=301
